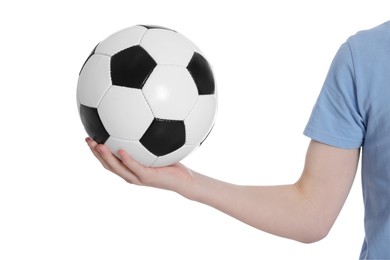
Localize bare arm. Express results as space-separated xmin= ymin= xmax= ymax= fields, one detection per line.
xmin=86 ymin=138 xmax=360 ymax=243
xmin=189 ymin=140 xmax=360 ymax=242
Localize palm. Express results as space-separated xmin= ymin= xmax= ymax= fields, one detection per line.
xmin=86 ymin=137 xmax=195 ymax=194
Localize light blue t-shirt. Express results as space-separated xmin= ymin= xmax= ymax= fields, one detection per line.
xmin=304 ymin=21 xmax=390 ymax=259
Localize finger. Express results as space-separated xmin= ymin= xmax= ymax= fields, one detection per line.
xmin=96 ymin=145 xmax=142 ymax=185
xmin=117 ymin=149 xmax=148 ymax=175
xmin=86 ymin=138 xmax=114 ymax=172
xmin=86 ymin=138 xmax=111 ymax=168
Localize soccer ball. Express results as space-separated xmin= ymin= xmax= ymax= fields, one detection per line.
xmin=77 ymin=25 xmax=217 ymax=167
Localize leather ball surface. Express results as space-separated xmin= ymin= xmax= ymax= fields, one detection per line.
xmin=77 ymin=25 xmax=217 ymax=167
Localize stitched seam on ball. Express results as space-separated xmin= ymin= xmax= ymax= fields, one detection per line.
xmin=157 ymin=63 xmax=185 ymax=68
xmin=183 ymin=95 xmax=199 ymax=122
xmin=141 ymin=69 xmax=155 ymax=92
xmin=149 ymin=157 xmax=158 ymax=167
xmin=141 ymin=89 xmax=156 ymax=118
xmin=95 ymin=85 xmax=114 ymax=136
xmin=139 ymin=28 xmax=149 ymax=45
xmin=109 ymin=135 xmax=139 ymax=142
xmin=96 ymin=85 xmax=113 ymax=109
xmin=182 ymin=95 xmax=199 ymax=145
xmin=154 ymin=118 xmax=182 ymax=123
xmin=93 ymin=52 xmax=112 ymax=58
xmin=96 ymin=51 xmax=114 ymax=108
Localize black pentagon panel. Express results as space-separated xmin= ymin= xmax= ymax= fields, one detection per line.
xmin=187 ymin=52 xmax=215 ymax=95
xmin=139 ymin=25 xmax=176 ymax=32
xmin=79 ymin=43 xmax=99 ymax=75
xmin=110 ymin=45 xmax=157 ymax=89
xmin=79 ymin=104 xmax=109 ymax=144
xmin=140 ymin=119 xmax=185 ymax=156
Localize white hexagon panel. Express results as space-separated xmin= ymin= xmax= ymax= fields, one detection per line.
xmin=98 ymin=86 xmax=154 ymax=140
xmin=77 ymin=54 xmax=111 ymax=108
xmin=142 ymin=65 xmax=198 ymax=120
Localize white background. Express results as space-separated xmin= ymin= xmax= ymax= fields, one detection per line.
xmin=1 ymin=1 xmax=389 ymax=259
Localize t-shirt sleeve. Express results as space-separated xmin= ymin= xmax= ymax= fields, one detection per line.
xmin=303 ymin=41 xmax=365 ymax=149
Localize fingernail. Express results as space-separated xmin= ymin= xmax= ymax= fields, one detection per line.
xmin=85 ymin=137 xmax=91 ymax=142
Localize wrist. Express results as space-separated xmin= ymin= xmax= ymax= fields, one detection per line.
xmin=179 ymin=170 xmax=227 ymax=206
xmin=175 ymin=170 xmax=208 ymax=202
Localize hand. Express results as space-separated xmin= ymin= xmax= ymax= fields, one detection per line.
xmin=85 ymin=137 xmax=197 ymax=198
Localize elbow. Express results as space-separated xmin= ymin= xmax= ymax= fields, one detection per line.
xmin=298 ymin=232 xmax=328 ymax=244
xmin=296 ymin=224 xmax=331 ymax=244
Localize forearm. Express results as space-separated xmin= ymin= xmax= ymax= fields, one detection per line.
xmin=88 ymin=138 xmax=357 ymax=243
xmin=186 ymin=172 xmax=325 ymax=243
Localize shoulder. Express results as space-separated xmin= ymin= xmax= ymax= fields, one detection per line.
xmin=347 ymin=20 xmax=390 ymax=50
xmin=342 ymin=20 xmax=390 ymax=75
